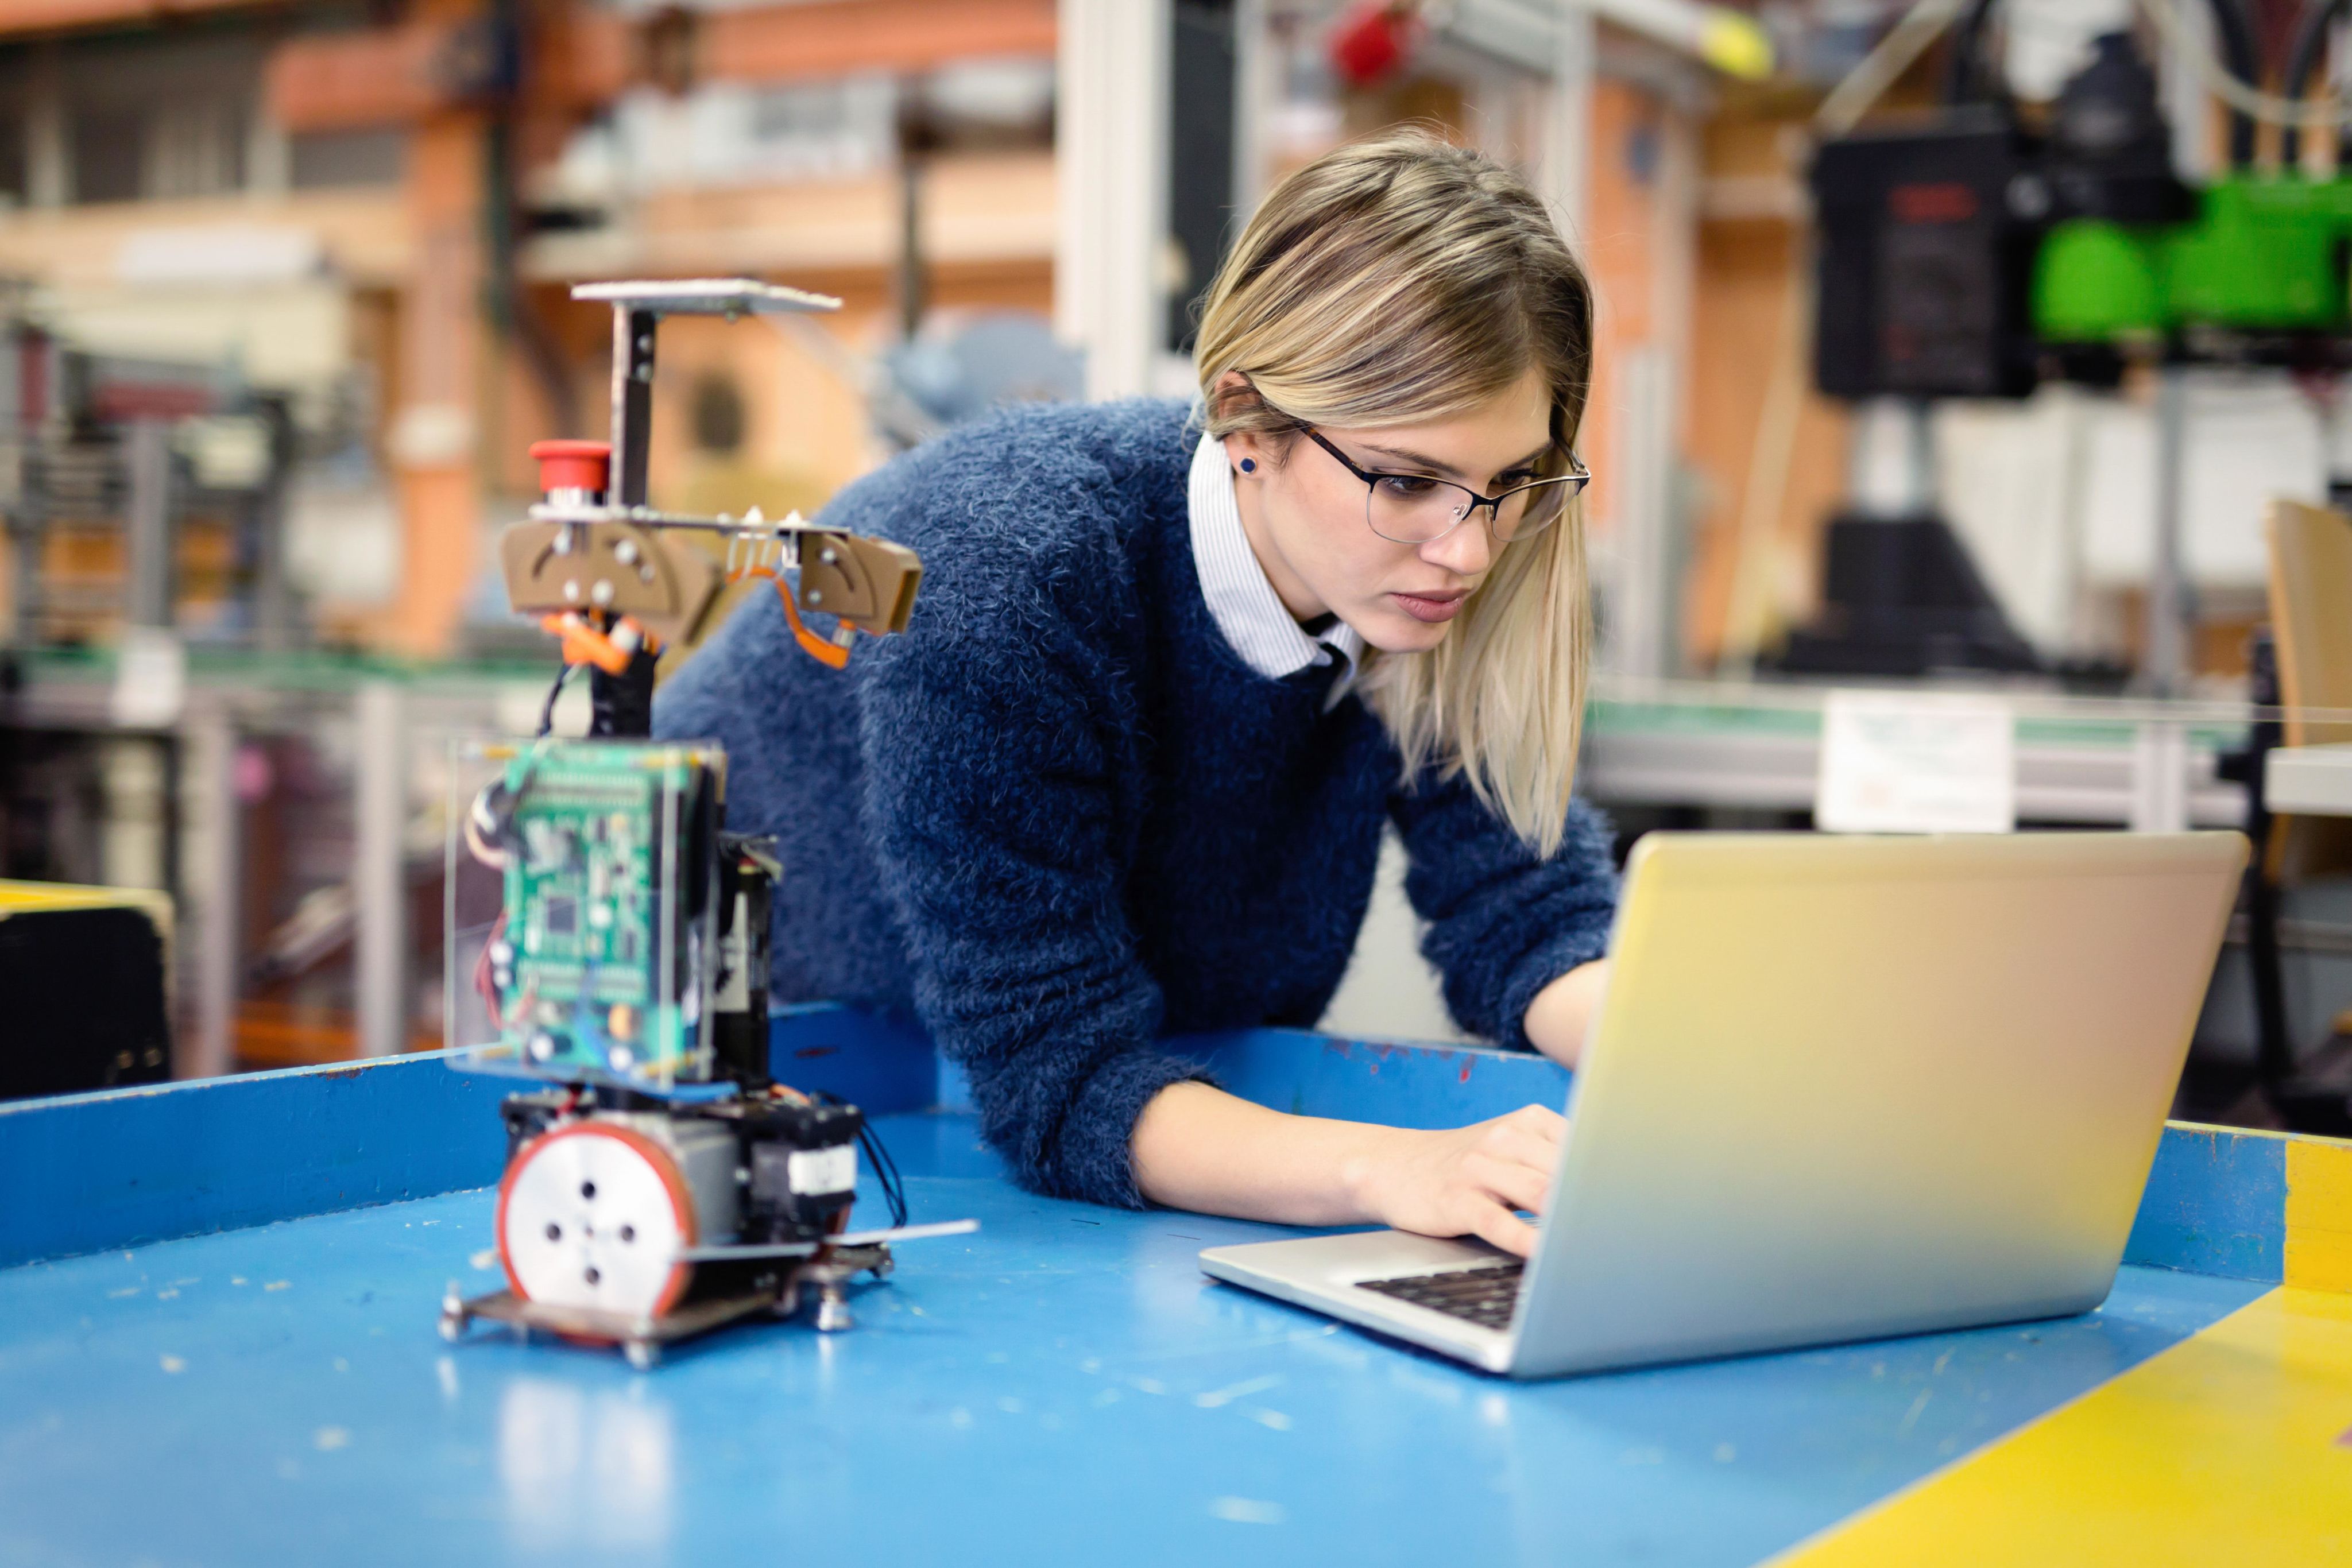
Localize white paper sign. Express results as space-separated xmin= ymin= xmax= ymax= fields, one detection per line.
xmin=109 ymin=628 xmax=187 ymax=729
xmin=1815 ymin=689 xmax=2015 ymax=835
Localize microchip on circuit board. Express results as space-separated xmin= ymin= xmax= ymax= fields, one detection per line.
xmin=463 ymin=740 xmax=726 ymax=1088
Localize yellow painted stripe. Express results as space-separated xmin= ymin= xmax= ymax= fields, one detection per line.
xmin=2288 ymin=1137 xmax=2352 ymax=1294
xmin=0 ymin=879 xmax=168 ymax=918
xmin=1773 ymin=1288 xmax=2352 ymax=1567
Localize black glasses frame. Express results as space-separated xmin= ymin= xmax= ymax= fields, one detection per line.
xmin=1295 ymin=427 xmax=1593 ymax=545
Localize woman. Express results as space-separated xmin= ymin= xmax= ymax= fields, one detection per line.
xmin=656 ymin=130 xmax=1615 ymax=1257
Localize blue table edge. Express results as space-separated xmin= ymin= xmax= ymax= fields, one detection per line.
xmin=0 ymin=1002 xmax=2304 ymax=1290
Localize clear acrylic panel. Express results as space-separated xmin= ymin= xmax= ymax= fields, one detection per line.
xmin=443 ymin=737 xmax=724 ymax=1095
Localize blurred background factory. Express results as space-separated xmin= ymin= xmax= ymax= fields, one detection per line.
xmin=9 ymin=0 xmax=2352 ymax=1137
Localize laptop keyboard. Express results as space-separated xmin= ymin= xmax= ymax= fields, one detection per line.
xmin=1356 ymin=1260 xmax=1525 ymax=1330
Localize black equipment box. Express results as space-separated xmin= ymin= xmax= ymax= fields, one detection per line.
xmin=0 ymin=884 xmax=172 ymax=1101
xmin=1811 ymin=112 xmax=2042 ymax=401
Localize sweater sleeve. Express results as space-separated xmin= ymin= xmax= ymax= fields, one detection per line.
xmin=1388 ymin=772 xmax=1619 ymax=1051
xmin=851 ymin=522 xmax=1208 ymax=1208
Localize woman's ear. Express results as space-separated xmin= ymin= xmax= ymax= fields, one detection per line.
xmin=1222 ymin=430 xmax=1268 ymax=477
xmin=1210 ymin=367 xmax=1256 ymax=424
xmin=1212 ymin=371 xmax=1274 ymax=477
xmin=1211 ymin=369 xmax=1282 ymax=477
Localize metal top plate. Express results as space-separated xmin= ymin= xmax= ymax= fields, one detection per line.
xmin=570 ymin=278 xmax=842 ymax=316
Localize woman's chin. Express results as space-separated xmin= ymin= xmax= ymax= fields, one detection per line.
xmin=1353 ymin=605 xmax=1453 ymax=655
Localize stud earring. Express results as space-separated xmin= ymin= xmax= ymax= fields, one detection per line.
xmin=1239 ymin=458 xmax=1256 ymax=473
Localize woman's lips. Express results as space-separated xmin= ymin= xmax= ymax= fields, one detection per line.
xmin=1391 ymin=589 xmax=1468 ymax=624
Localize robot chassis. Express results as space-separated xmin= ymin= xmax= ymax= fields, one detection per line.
xmin=438 ymin=279 xmax=965 ymax=1369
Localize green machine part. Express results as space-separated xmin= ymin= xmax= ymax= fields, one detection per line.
xmin=2034 ymin=174 xmax=2352 ymax=343
xmin=2168 ymin=177 xmax=2352 ymax=329
xmin=490 ymin=740 xmax=724 ymax=1086
xmin=2033 ymin=220 xmax=2167 ymax=342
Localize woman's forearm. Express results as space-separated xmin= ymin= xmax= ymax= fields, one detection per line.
xmin=1130 ymin=1080 xmax=1399 ymax=1225
xmin=1129 ymin=1079 xmax=1570 ymax=1256
xmin=1522 ymin=958 xmax=1610 ymax=1065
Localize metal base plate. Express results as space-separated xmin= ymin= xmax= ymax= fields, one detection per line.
xmin=439 ymin=1244 xmax=890 ymax=1368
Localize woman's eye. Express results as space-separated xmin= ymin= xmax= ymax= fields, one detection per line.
xmin=1374 ymin=474 xmax=1440 ymax=498
xmin=1498 ymin=470 xmax=1537 ymax=489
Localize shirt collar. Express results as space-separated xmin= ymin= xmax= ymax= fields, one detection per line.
xmin=1187 ymin=431 xmax=1363 ymax=704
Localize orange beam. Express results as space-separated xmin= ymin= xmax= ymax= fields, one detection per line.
xmin=0 ymin=0 xmax=262 ymax=39
xmin=272 ymin=0 xmax=1055 ymax=133
xmin=387 ymin=97 xmax=488 ymax=657
xmin=383 ymin=0 xmax=490 ymax=657
xmin=265 ymin=21 xmax=452 ymax=135
xmin=699 ymin=0 xmax=1055 ymax=84
xmin=544 ymin=9 xmax=632 ymax=107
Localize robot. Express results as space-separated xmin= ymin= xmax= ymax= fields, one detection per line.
xmin=438 ymin=280 xmax=967 ymax=1369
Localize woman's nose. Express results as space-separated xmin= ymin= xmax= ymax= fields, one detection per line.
xmin=1420 ymin=511 xmax=1493 ymax=578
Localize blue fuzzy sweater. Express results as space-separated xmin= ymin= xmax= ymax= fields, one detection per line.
xmin=655 ymin=398 xmax=1618 ymax=1207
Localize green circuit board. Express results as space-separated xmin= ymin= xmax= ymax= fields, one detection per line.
xmin=485 ymin=741 xmax=721 ymax=1085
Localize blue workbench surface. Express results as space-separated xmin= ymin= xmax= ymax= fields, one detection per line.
xmin=0 ymin=1106 xmax=2265 ymax=1568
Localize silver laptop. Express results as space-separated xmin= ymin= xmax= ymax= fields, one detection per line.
xmin=1200 ymin=830 xmax=2247 ymax=1379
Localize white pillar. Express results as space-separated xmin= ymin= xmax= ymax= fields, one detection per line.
xmin=1606 ymin=344 xmax=1680 ymax=680
xmin=2158 ymin=0 xmax=2215 ymax=181
xmin=2130 ymin=719 xmax=2190 ymax=833
xmin=355 ymin=681 xmax=410 ymax=1058
xmin=183 ymin=701 xmax=240 ymax=1078
xmin=1541 ymin=2 xmax=1597 ymax=241
xmin=2146 ymin=367 xmax=2189 ymax=696
xmin=246 ymin=103 xmax=291 ymax=199
xmin=25 ymin=44 xmax=65 ymax=211
xmin=1056 ymin=0 xmax=1173 ymax=401
xmin=1229 ymin=0 xmax=1274 ymax=214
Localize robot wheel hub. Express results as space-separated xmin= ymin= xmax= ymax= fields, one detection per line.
xmin=496 ymin=1121 xmax=713 ymax=1319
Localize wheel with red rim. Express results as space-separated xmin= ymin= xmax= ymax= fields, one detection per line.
xmin=495 ymin=1122 xmax=698 ymax=1322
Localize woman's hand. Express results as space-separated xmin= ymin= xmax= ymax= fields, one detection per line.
xmin=1343 ymin=1104 xmax=1566 ymax=1257
xmin=1522 ymin=958 xmax=1610 ymax=1066
xmin=1131 ymin=1083 xmax=1565 ymax=1257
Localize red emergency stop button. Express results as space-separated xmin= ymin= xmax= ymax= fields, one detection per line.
xmin=529 ymin=439 xmax=612 ymax=497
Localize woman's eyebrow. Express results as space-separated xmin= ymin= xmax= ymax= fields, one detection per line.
xmin=1358 ymin=441 xmax=1553 ymax=481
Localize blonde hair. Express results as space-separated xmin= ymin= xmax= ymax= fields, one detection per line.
xmin=1195 ymin=130 xmax=1595 ymax=858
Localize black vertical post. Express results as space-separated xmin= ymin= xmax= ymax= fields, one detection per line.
xmin=596 ymin=305 xmax=660 ymax=738
xmin=250 ymin=396 xmax=295 ymax=652
xmin=895 ymin=87 xmax=940 ymax=344
xmin=610 ymin=306 xmax=657 ymax=509
xmin=1166 ymin=0 xmax=1238 ymax=355
xmin=2243 ymin=631 xmax=2293 ymax=1095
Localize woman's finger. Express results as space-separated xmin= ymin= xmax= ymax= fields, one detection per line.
xmin=1506 ymin=1102 xmax=1568 ymax=1137
xmin=1464 ymin=1149 xmax=1550 ymax=1216
xmin=1479 ymin=1119 xmax=1564 ymax=1176
xmin=1469 ymin=1199 xmax=1540 ymax=1259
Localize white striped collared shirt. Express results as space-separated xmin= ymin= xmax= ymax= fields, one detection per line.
xmin=1186 ymin=429 xmax=1364 ymax=706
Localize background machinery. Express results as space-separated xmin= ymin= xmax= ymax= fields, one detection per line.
xmin=1782 ymin=0 xmax=2351 ymax=686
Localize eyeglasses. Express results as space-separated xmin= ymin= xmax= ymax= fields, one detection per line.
xmin=1297 ymin=427 xmax=1591 ymax=547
